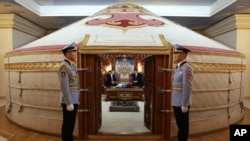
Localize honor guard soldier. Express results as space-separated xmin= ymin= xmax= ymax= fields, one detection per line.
xmin=172 ymin=44 xmax=193 ymax=141
xmin=58 ymin=42 xmax=80 ymax=141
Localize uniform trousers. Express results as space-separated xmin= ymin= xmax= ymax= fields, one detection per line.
xmin=173 ymin=106 xmax=190 ymax=141
xmin=61 ymin=104 xmax=78 ymax=141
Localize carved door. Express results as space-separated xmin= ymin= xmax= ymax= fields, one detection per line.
xmin=78 ymin=54 xmax=102 ymax=139
xmin=144 ymin=55 xmax=171 ymax=140
xmin=144 ymin=56 xmax=154 ymax=130
xmin=96 ymin=56 xmax=102 ymax=130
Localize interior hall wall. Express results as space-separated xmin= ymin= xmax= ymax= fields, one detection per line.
xmin=236 ymin=29 xmax=250 ymax=99
xmin=203 ymin=14 xmax=250 ymax=99
xmin=13 ymin=29 xmax=37 ymax=49
xmin=0 ymin=28 xmax=12 ymax=98
xmin=0 ymin=14 xmax=46 ymax=98
xmin=213 ymin=30 xmax=237 ymax=49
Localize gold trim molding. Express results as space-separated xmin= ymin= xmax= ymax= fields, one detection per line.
xmin=78 ymin=34 xmax=172 ymax=55
xmin=0 ymin=14 xmax=46 ymax=37
xmin=204 ymin=14 xmax=250 ymax=38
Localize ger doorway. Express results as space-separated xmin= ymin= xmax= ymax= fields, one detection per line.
xmin=77 ymin=53 xmax=172 ymax=141
xmin=99 ymin=54 xmax=148 ymax=133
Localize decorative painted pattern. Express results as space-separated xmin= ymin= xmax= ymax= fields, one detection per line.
xmin=4 ymin=61 xmax=245 ymax=71
xmin=4 ymin=62 xmax=61 ymax=71
xmin=190 ymin=63 xmax=246 ymax=71
xmin=86 ymin=4 xmax=165 ymax=30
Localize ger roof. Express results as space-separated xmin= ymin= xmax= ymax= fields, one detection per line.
xmin=8 ymin=4 xmax=240 ymax=56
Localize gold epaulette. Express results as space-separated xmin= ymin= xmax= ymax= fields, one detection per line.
xmin=58 ymin=61 xmax=78 ymax=82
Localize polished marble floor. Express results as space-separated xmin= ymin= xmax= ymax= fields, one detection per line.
xmin=0 ymin=98 xmax=250 ymax=141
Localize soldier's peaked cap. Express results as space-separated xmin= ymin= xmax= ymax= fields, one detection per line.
xmin=173 ymin=44 xmax=190 ymax=53
xmin=61 ymin=42 xmax=77 ymax=53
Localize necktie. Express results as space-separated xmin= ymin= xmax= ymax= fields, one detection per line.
xmin=72 ymin=64 xmax=77 ymax=72
xmin=176 ymin=65 xmax=178 ymax=69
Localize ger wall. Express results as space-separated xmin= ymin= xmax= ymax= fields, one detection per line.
xmin=204 ymin=14 xmax=250 ymax=99
xmin=5 ymin=50 xmax=245 ymax=137
xmin=171 ymin=52 xmax=245 ymax=136
xmin=0 ymin=14 xmax=46 ymax=98
xmin=3 ymin=51 xmax=78 ymax=136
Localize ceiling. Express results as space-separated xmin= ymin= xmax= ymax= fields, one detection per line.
xmin=0 ymin=0 xmax=250 ymax=31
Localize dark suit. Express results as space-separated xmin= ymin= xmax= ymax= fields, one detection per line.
xmin=105 ymin=73 xmax=117 ymax=87
xmin=131 ymin=73 xmax=143 ymax=87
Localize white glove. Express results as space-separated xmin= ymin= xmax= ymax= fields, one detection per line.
xmin=67 ymin=104 xmax=74 ymax=111
xmin=181 ymin=106 xmax=189 ymax=113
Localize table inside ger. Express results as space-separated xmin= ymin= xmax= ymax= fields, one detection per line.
xmin=104 ymin=87 xmax=144 ymax=101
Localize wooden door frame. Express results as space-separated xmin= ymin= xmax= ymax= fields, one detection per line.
xmin=155 ymin=55 xmax=172 ymax=140
xmin=77 ymin=53 xmax=88 ymax=139
xmin=77 ymin=54 xmax=100 ymax=139
xmin=150 ymin=55 xmax=171 ymax=141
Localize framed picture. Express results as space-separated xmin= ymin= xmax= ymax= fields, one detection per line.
xmin=115 ymin=57 xmax=134 ymax=83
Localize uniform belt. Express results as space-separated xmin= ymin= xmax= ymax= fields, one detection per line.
xmin=172 ymin=86 xmax=183 ymax=91
xmin=70 ymin=86 xmax=79 ymax=90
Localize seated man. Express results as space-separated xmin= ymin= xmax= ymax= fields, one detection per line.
xmin=130 ymin=69 xmax=144 ymax=87
xmin=105 ymin=70 xmax=117 ymax=87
